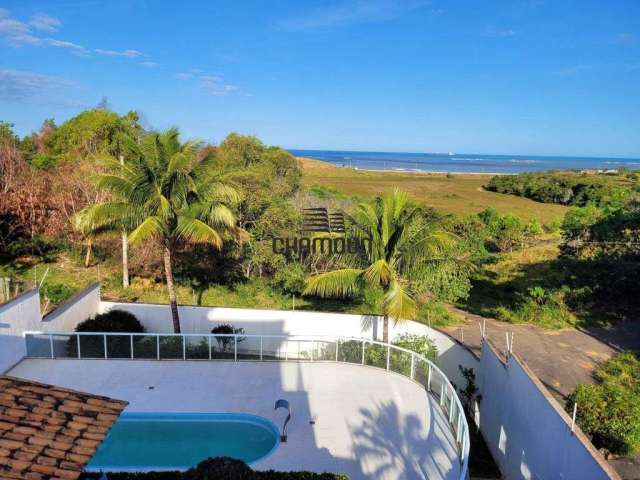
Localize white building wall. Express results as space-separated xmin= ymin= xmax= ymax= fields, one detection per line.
xmin=0 ymin=290 xmax=41 ymax=373
xmin=41 ymin=283 xmax=101 ymax=331
xmin=477 ymin=341 xmax=619 ymax=480
xmin=99 ymin=301 xmax=479 ymax=387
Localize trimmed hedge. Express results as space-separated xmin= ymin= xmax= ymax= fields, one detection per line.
xmin=82 ymin=457 xmax=348 ymax=480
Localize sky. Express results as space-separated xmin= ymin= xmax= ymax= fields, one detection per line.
xmin=0 ymin=0 xmax=639 ymax=158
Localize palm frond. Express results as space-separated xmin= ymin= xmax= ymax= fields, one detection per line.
xmin=362 ymin=259 xmax=392 ymax=287
xmin=128 ymin=216 xmax=164 ymax=245
xmin=303 ymin=269 xmax=364 ymax=298
xmin=384 ymin=278 xmax=416 ymax=323
xmin=175 ymin=217 xmax=224 ymax=247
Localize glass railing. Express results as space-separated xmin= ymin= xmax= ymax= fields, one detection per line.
xmin=23 ymin=331 xmax=470 ymax=478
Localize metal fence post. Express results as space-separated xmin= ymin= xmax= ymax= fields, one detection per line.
xmin=156 ymin=335 xmax=160 ymax=360
xmin=49 ymin=334 xmax=54 ymax=359
xmin=130 ymin=335 xmax=134 ymax=359
xmin=76 ymin=335 xmax=81 ymax=359
xmin=386 ymin=344 xmax=391 ymax=371
xmin=427 ymin=364 xmax=432 ymax=392
xmin=410 ymin=354 xmax=415 ymax=380
xmin=260 ymin=336 xmax=263 ymax=361
xmin=182 ymin=336 xmax=186 ymax=360
xmin=103 ymin=334 xmax=108 ymax=359
xmin=208 ymin=336 xmax=212 ymax=360
xmin=440 ymin=382 xmax=445 ymax=407
xmin=234 ymin=336 xmax=237 ymax=361
xmin=335 ymin=340 xmax=339 ymax=362
xmin=361 ymin=340 xmax=365 ymax=365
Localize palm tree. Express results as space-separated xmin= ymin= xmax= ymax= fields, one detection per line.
xmin=303 ymin=190 xmax=455 ymax=343
xmin=77 ymin=128 xmax=240 ymax=333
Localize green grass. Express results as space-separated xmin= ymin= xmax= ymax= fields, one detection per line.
xmin=301 ymin=157 xmax=567 ymax=224
xmin=2 ymin=253 xmax=462 ymax=327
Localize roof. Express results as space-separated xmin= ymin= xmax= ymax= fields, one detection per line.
xmin=0 ymin=376 xmax=127 ymax=480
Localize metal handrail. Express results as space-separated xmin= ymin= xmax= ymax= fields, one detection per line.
xmin=23 ymin=330 xmax=470 ymax=479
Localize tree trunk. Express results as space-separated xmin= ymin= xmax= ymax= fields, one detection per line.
xmin=122 ymin=231 xmax=129 ymax=287
xmin=119 ymin=154 xmax=130 ymax=288
xmin=382 ymin=314 xmax=389 ymax=343
xmin=84 ymin=239 xmax=92 ymax=268
xmin=163 ymin=243 xmax=181 ymax=333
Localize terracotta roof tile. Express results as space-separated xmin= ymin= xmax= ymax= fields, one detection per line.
xmin=0 ymin=376 xmax=127 ymax=480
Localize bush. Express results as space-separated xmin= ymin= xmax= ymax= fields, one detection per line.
xmin=30 ymin=153 xmax=58 ymax=170
xmin=41 ymin=282 xmax=75 ymax=304
xmin=567 ymin=352 xmax=640 ymax=456
xmin=68 ymin=310 xmax=145 ymax=358
xmin=82 ymin=456 xmax=349 ymax=479
xmin=211 ymin=324 xmax=245 ymax=354
xmin=273 ymin=263 xmax=306 ymax=295
xmin=76 ymin=310 xmax=145 ymax=333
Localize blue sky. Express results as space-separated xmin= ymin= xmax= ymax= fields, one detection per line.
xmin=1 ymin=0 xmax=639 ymax=157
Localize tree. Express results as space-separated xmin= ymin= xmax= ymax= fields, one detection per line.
xmin=77 ymin=128 xmax=240 ymax=332
xmin=303 ymin=189 xmax=456 ymax=342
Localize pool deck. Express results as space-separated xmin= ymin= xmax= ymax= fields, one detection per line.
xmin=9 ymin=359 xmax=462 ymax=480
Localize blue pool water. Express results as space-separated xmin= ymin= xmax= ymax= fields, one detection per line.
xmin=87 ymin=412 xmax=280 ymax=471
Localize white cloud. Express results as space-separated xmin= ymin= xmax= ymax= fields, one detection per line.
xmin=176 ymin=72 xmax=240 ymax=95
xmin=0 ymin=17 xmax=30 ymax=36
xmin=0 ymin=69 xmax=70 ymax=101
xmin=199 ymin=75 xmax=239 ymax=96
xmin=94 ymin=48 xmax=143 ymax=58
xmin=487 ymin=27 xmax=516 ymax=38
xmin=552 ymin=65 xmax=592 ymax=77
xmin=140 ymin=61 xmax=159 ymax=68
xmin=278 ymin=0 xmax=428 ymax=31
xmin=30 ymin=13 xmax=61 ymax=32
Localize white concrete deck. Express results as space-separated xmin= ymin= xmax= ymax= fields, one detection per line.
xmin=9 ymin=360 xmax=462 ymax=480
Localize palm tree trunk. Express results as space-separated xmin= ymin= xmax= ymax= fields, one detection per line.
xmin=163 ymin=243 xmax=181 ymax=333
xmin=122 ymin=231 xmax=129 ymax=287
xmin=382 ymin=314 xmax=389 ymax=343
xmin=119 ymin=155 xmax=130 ymax=288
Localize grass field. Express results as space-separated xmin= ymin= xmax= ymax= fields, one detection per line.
xmin=300 ymin=158 xmax=568 ymax=224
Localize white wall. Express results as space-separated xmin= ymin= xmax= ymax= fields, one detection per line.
xmin=99 ymin=301 xmax=479 ymax=387
xmin=0 ymin=290 xmax=41 ymax=373
xmin=42 ymin=283 xmax=100 ymax=331
xmin=477 ymin=341 xmax=619 ymax=480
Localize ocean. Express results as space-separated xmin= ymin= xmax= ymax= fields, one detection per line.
xmin=289 ymin=149 xmax=640 ymax=174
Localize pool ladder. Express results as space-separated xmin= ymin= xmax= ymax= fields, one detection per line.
xmin=274 ymin=399 xmax=291 ymax=442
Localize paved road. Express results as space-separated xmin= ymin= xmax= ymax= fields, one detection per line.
xmin=442 ymin=306 xmax=640 ymax=479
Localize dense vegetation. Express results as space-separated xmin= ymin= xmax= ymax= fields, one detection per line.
xmin=567 ymin=352 xmax=640 ymax=456
xmin=82 ymin=456 xmax=348 ymax=479
xmin=486 ymin=171 xmax=640 ymax=208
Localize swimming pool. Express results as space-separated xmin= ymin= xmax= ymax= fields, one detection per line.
xmin=87 ymin=412 xmax=280 ymax=471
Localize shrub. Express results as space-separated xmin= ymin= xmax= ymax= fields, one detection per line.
xmin=82 ymin=456 xmax=349 ymax=479
xmin=41 ymin=282 xmax=75 ymax=304
xmin=68 ymin=310 xmax=145 ymax=358
xmin=75 ymin=310 xmax=145 ymax=333
xmin=567 ymin=352 xmax=640 ymax=456
xmin=30 ymin=153 xmax=58 ymax=170
xmin=211 ymin=324 xmax=245 ymax=354
xmin=273 ymin=263 xmax=306 ymax=295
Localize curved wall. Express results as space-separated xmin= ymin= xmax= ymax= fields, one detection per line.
xmin=99 ymin=301 xmax=479 ymax=388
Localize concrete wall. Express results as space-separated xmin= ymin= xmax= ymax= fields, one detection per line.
xmin=477 ymin=341 xmax=619 ymax=480
xmin=42 ymin=283 xmax=100 ymax=331
xmin=99 ymin=301 xmax=479 ymax=387
xmin=0 ymin=290 xmax=41 ymax=373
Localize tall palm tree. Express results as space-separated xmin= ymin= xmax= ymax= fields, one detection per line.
xmin=304 ymin=190 xmax=455 ymax=343
xmin=77 ymin=128 xmax=240 ymax=333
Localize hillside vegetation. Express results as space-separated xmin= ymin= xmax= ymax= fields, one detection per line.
xmin=301 ymin=158 xmax=567 ymax=224
xmin=486 ymin=171 xmax=640 ymax=208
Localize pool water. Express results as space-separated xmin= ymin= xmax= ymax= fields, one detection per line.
xmin=87 ymin=412 xmax=280 ymax=470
